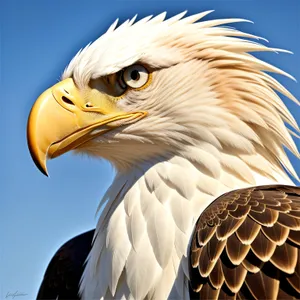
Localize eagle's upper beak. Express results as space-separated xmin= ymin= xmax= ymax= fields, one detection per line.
xmin=27 ymin=78 xmax=147 ymax=176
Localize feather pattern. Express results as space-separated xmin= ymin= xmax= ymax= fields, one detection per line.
xmin=189 ymin=185 xmax=300 ymax=299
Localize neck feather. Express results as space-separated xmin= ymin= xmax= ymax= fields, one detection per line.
xmin=80 ymin=145 xmax=293 ymax=299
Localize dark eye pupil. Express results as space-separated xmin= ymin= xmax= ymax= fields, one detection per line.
xmin=131 ymin=70 xmax=139 ymax=81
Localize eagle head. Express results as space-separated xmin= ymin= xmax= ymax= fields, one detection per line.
xmin=27 ymin=11 xmax=299 ymax=178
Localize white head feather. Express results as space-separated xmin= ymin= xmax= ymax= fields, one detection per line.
xmin=61 ymin=11 xmax=299 ymax=181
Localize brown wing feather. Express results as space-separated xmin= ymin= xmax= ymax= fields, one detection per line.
xmin=241 ymin=251 xmax=264 ymax=273
xmin=235 ymin=216 xmax=261 ymax=245
xmin=245 ymin=271 xmax=280 ymax=300
xmin=261 ymin=223 xmax=289 ymax=246
xmin=209 ymin=259 xmax=225 ymax=289
xmin=222 ymin=262 xmax=247 ymax=293
xmin=226 ymin=234 xmax=251 ymax=265
xmin=270 ymin=242 xmax=298 ymax=274
xmin=287 ymin=249 xmax=300 ymax=293
xmin=189 ymin=185 xmax=300 ymax=299
xmin=250 ymin=230 xmax=276 ymax=262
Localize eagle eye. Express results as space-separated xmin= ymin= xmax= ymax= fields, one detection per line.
xmin=122 ymin=65 xmax=150 ymax=89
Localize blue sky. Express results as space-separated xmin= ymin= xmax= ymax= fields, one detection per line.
xmin=1 ymin=0 xmax=299 ymax=299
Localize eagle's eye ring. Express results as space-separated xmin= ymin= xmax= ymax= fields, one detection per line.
xmin=122 ymin=64 xmax=151 ymax=90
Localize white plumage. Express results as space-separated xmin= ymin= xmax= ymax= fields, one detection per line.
xmin=59 ymin=11 xmax=299 ymax=299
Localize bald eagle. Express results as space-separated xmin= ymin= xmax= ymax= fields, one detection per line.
xmin=28 ymin=11 xmax=300 ymax=300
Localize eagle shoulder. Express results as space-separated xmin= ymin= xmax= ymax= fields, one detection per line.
xmin=37 ymin=229 xmax=94 ymax=300
xmin=189 ymin=185 xmax=300 ymax=299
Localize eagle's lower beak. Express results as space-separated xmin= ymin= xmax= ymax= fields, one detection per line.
xmin=27 ymin=78 xmax=147 ymax=176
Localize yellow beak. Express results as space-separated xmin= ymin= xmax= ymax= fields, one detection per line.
xmin=27 ymin=78 xmax=147 ymax=176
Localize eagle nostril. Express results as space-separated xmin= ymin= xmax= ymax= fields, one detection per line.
xmin=85 ymin=102 xmax=93 ymax=108
xmin=62 ymin=96 xmax=75 ymax=106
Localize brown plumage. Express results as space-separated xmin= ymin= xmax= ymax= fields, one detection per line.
xmin=189 ymin=185 xmax=300 ymax=299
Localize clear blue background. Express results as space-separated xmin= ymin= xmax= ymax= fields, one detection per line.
xmin=1 ymin=0 xmax=299 ymax=299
